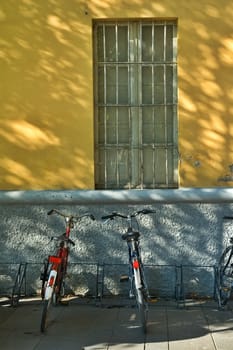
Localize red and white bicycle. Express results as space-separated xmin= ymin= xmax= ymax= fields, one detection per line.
xmin=40 ymin=209 xmax=95 ymax=332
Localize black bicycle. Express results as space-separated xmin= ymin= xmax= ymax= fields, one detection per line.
xmin=215 ymin=216 xmax=233 ymax=309
xmin=102 ymin=209 xmax=155 ymax=333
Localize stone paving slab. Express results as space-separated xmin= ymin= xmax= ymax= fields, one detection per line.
xmin=1 ymin=297 xmax=233 ymax=349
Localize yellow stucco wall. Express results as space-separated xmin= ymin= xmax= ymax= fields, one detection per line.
xmin=0 ymin=0 xmax=233 ymax=189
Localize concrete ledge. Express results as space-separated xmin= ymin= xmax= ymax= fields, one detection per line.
xmin=0 ymin=188 xmax=233 ymax=205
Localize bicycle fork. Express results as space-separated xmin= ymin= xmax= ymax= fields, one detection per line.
xmin=127 ymin=251 xmax=142 ymax=298
xmin=132 ymin=257 xmax=149 ymax=302
xmin=44 ymin=256 xmax=61 ymax=300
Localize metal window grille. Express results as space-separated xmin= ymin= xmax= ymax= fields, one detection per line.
xmin=94 ymin=20 xmax=178 ymax=189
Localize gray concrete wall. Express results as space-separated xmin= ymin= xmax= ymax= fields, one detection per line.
xmin=1 ymin=202 xmax=233 ymax=298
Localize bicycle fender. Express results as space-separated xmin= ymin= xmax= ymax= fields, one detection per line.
xmin=45 ymin=270 xmax=57 ymax=300
xmin=134 ymin=268 xmax=142 ymax=289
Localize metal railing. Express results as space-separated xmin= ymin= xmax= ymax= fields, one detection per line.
xmin=0 ymin=261 xmax=217 ymax=307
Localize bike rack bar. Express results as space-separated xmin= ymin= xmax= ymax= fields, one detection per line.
xmin=96 ymin=263 xmax=105 ymax=304
xmin=11 ymin=262 xmax=27 ymax=307
xmin=0 ymin=261 xmax=220 ymax=307
xmin=176 ymin=264 xmax=217 ymax=308
xmin=175 ymin=265 xmax=184 ymax=306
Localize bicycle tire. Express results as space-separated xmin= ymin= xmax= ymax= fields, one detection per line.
xmin=135 ymin=288 xmax=148 ymax=333
xmin=216 ymin=245 xmax=233 ymax=307
xmin=40 ymin=299 xmax=50 ymax=332
xmin=133 ymin=269 xmax=148 ymax=333
xmin=40 ymin=268 xmax=57 ymax=332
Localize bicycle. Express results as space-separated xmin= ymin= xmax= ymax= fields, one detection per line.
xmin=215 ymin=216 xmax=233 ymax=309
xmin=40 ymin=208 xmax=95 ymax=332
xmin=101 ymin=208 xmax=155 ymax=333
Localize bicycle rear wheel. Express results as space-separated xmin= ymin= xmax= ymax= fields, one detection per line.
xmin=40 ymin=298 xmax=51 ymax=332
xmin=216 ymin=246 xmax=233 ymax=308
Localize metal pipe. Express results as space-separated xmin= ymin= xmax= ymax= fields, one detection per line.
xmin=0 ymin=188 xmax=233 ymax=205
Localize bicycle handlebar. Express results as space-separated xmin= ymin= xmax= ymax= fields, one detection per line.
xmin=101 ymin=209 xmax=155 ymax=221
xmin=224 ymin=216 xmax=233 ymax=220
xmin=47 ymin=209 xmax=95 ymax=222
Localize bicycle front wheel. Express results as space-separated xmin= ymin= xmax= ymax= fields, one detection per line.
xmin=134 ymin=269 xmax=148 ymax=333
xmin=135 ymin=287 xmax=148 ymax=333
xmin=40 ymin=272 xmax=56 ymax=332
xmin=216 ymin=246 xmax=233 ymax=307
xmin=40 ymin=298 xmax=51 ymax=332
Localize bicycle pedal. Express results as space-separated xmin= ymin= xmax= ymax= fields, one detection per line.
xmin=120 ymin=275 xmax=129 ymax=282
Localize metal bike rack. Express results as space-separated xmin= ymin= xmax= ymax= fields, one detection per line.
xmin=175 ymin=265 xmax=184 ymax=302
xmin=96 ymin=263 xmax=105 ymax=303
xmin=11 ymin=262 xmax=27 ymax=307
xmin=174 ymin=264 xmax=216 ymax=307
xmin=0 ymin=261 xmax=219 ymax=307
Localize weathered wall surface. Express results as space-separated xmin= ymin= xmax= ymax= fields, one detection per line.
xmin=1 ymin=203 xmax=232 ymax=298
xmin=1 ymin=1 xmax=233 ymax=189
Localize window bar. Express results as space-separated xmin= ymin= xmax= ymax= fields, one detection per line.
xmin=128 ymin=23 xmax=132 ymax=189
xmin=139 ymin=110 xmax=143 ymax=189
xmin=138 ymin=23 xmax=143 ymax=188
xmin=104 ymin=108 xmax=107 ymax=189
xmin=103 ymin=25 xmax=107 ymax=188
xmin=116 ymin=24 xmax=120 ymax=187
xmin=153 ymin=109 xmax=156 ymax=188
xmin=152 ymin=24 xmax=155 ymax=187
xmin=152 ymin=23 xmax=154 ymax=63
xmin=127 ymin=42 xmax=131 ymax=189
xmin=164 ymin=24 xmax=169 ymax=186
xmin=140 ymin=25 xmax=145 ymax=189
xmin=173 ymin=23 xmax=178 ymax=185
xmin=128 ymin=107 xmax=132 ymax=189
xmin=152 ymin=25 xmax=155 ymax=102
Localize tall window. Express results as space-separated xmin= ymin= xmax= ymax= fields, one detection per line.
xmin=93 ymin=20 xmax=178 ymax=189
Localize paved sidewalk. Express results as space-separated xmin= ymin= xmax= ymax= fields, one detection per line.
xmin=1 ymin=297 xmax=233 ymax=349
